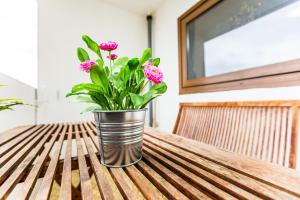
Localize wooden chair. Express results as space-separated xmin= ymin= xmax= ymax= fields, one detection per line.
xmin=173 ymin=101 xmax=300 ymax=168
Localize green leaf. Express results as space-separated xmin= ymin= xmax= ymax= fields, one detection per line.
xmin=128 ymin=58 xmax=140 ymax=71
xmin=66 ymin=92 xmax=89 ymax=98
xmin=82 ymin=35 xmax=103 ymax=60
xmin=74 ymin=96 xmax=95 ymax=103
xmin=140 ymin=96 xmax=159 ymax=109
xmin=150 ymin=82 xmax=167 ymax=94
xmin=140 ymin=48 xmax=151 ymax=65
xmin=134 ymin=78 xmax=146 ymax=93
xmin=129 ymin=93 xmax=144 ymax=109
xmin=116 ymin=90 xmax=127 ymax=108
xmin=89 ymin=60 xmax=109 ymax=94
xmin=0 ymin=98 xmax=22 ymax=103
xmin=112 ymin=57 xmax=129 ymax=72
xmin=90 ymin=61 xmax=103 ymax=85
xmin=140 ymin=82 xmax=168 ymax=108
xmin=71 ymin=83 xmax=103 ymax=94
xmin=114 ymin=65 xmax=130 ymax=89
xmin=135 ymin=69 xmax=145 ymax=85
xmin=89 ymin=92 xmax=111 ymax=110
xmin=80 ymin=105 xmax=101 ymax=114
xmin=96 ymin=59 xmax=109 ymax=94
xmin=105 ymin=66 xmax=110 ymax=76
xmin=152 ymin=58 xmax=160 ymax=66
xmin=77 ymin=48 xmax=90 ymax=62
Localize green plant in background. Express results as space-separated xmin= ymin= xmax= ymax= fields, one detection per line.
xmin=0 ymin=85 xmax=24 ymax=111
xmin=66 ymin=35 xmax=167 ymax=113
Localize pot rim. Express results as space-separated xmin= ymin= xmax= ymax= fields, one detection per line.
xmin=92 ymin=108 xmax=147 ymax=113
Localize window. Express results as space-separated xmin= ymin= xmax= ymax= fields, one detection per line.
xmin=0 ymin=0 xmax=37 ymax=88
xmin=178 ymin=0 xmax=300 ymax=94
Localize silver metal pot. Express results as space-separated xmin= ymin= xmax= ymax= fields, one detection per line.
xmin=93 ymin=109 xmax=146 ymax=168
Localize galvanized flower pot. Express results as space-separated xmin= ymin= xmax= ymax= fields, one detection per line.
xmin=93 ymin=109 xmax=146 ymax=168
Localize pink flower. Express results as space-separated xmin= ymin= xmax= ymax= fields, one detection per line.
xmin=107 ymin=53 xmax=118 ymax=60
xmin=80 ymin=60 xmax=96 ymax=73
xmin=144 ymin=64 xmax=163 ymax=84
xmin=99 ymin=41 xmax=118 ymax=51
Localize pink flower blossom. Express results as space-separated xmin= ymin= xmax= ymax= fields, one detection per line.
xmin=107 ymin=53 xmax=118 ymax=60
xmin=99 ymin=41 xmax=118 ymax=51
xmin=144 ymin=64 xmax=163 ymax=84
xmin=80 ymin=60 xmax=96 ymax=73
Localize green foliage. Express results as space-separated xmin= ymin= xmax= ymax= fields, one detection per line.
xmin=67 ymin=35 xmax=167 ymax=112
xmin=139 ymin=48 xmax=151 ymax=65
xmin=77 ymin=48 xmax=90 ymax=62
xmin=152 ymin=58 xmax=160 ymax=66
xmin=82 ymin=35 xmax=103 ymax=60
xmin=0 ymin=85 xmax=25 ymax=111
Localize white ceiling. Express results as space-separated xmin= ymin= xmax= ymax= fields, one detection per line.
xmin=102 ymin=0 xmax=164 ymax=15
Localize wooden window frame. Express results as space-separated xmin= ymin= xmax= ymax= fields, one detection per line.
xmin=178 ymin=0 xmax=300 ymax=94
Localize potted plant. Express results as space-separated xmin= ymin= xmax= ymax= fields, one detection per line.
xmin=67 ymin=35 xmax=167 ymax=167
xmin=0 ymin=85 xmax=25 ymax=111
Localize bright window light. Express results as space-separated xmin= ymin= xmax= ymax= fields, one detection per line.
xmin=0 ymin=0 xmax=37 ymax=88
xmin=204 ymin=1 xmax=300 ymax=76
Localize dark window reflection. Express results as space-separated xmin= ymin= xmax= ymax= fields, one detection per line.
xmin=186 ymin=0 xmax=297 ymax=80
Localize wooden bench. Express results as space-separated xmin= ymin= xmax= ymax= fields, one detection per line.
xmin=173 ymin=101 xmax=300 ymax=168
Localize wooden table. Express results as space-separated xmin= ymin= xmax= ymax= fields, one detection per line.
xmin=1 ymin=122 xmax=300 ymax=200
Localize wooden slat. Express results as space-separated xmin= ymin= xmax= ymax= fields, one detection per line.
xmin=173 ymin=101 xmax=300 ymax=168
xmin=124 ymin=165 xmax=167 ymax=200
xmin=80 ymin=123 xmax=123 ymax=200
xmin=59 ymin=124 xmax=73 ymax=200
xmin=75 ymin=123 xmax=93 ymax=200
xmin=143 ymin=140 xmax=260 ymax=200
xmin=0 ymin=125 xmax=45 ymax=166
xmin=0 ymin=125 xmax=43 ymax=157
xmin=143 ymin=146 xmax=237 ymax=200
xmin=85 ymin=122 xmax=99 ymax=149
xmin=0 ymin=125 xmax=35 ymax=146
xmin=179 ymin=100 xmax=300 ymax=107
xmin=145 ymin=128 xmax=300 ymax=198
xmin=0 ymin=124 xmax=52 ymax=185
xmin=35 ymin=124 xmax=70 ymax=200
xmin=284 ymin=109 xmax=293 ymax=167
xmin=141 ymin=154 xmax=211 ymax=200
xmin=0 ymin=124 xmax=58 ymax=199
xmin=290 ymin=106 xmax=299 ymax=168
xmin=136 ymin=161 xmax=189 ymax=200
xmin=18 ymin=124 xmax=65 ymax=199
xmin=144 ymin=135 xmax=299 ymax=199
xmin=110 ymin=168 xmax=145 ymax=200
xmin=173 ymin=105 xmax=183 ymax=133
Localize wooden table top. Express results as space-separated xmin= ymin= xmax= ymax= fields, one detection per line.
xmin=0 ymin=122 xmax=300 ymax=200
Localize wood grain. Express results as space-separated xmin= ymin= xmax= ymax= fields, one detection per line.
xmin=59 ymin=124 xmax=73 ymax=200
xmin=145 ymin=127 xmax=300 ymax=198
xmin=1 ymin=122 xmax=299 ymax=199
xmin=173 ymin=101 xmax=300 ymax=168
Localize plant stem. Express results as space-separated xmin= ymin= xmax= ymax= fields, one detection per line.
xmin=109 ymin=51 xmax=112 ymax=74
xmin=141 ymin=80 xmax=150 ymax=93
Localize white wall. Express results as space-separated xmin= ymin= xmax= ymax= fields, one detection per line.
xmin=0 ymin=73 xmax=36 ymax=133
xmin=37 ymin=0 xmax=147 ymax=123
xmin=0 ymin=0 xmax=37 ymax=88
xmin=153 ymin=0 xmax=300 ymax=169
xmin=152 ymin=0 xmax=300 ymax=132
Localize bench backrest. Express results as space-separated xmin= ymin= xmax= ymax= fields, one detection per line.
xmin=173 ymin=101 xmax=300 ymax=168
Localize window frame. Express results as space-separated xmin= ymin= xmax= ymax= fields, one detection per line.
xmin=178 ymin=0 xmax=300 ymax=94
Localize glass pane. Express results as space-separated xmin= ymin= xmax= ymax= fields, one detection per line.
xmin=186 ymin=0 xmax=298 ymax=80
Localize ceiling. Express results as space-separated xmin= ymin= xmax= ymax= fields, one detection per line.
xmin=102 ymin=0 xmax=164 ymax=15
